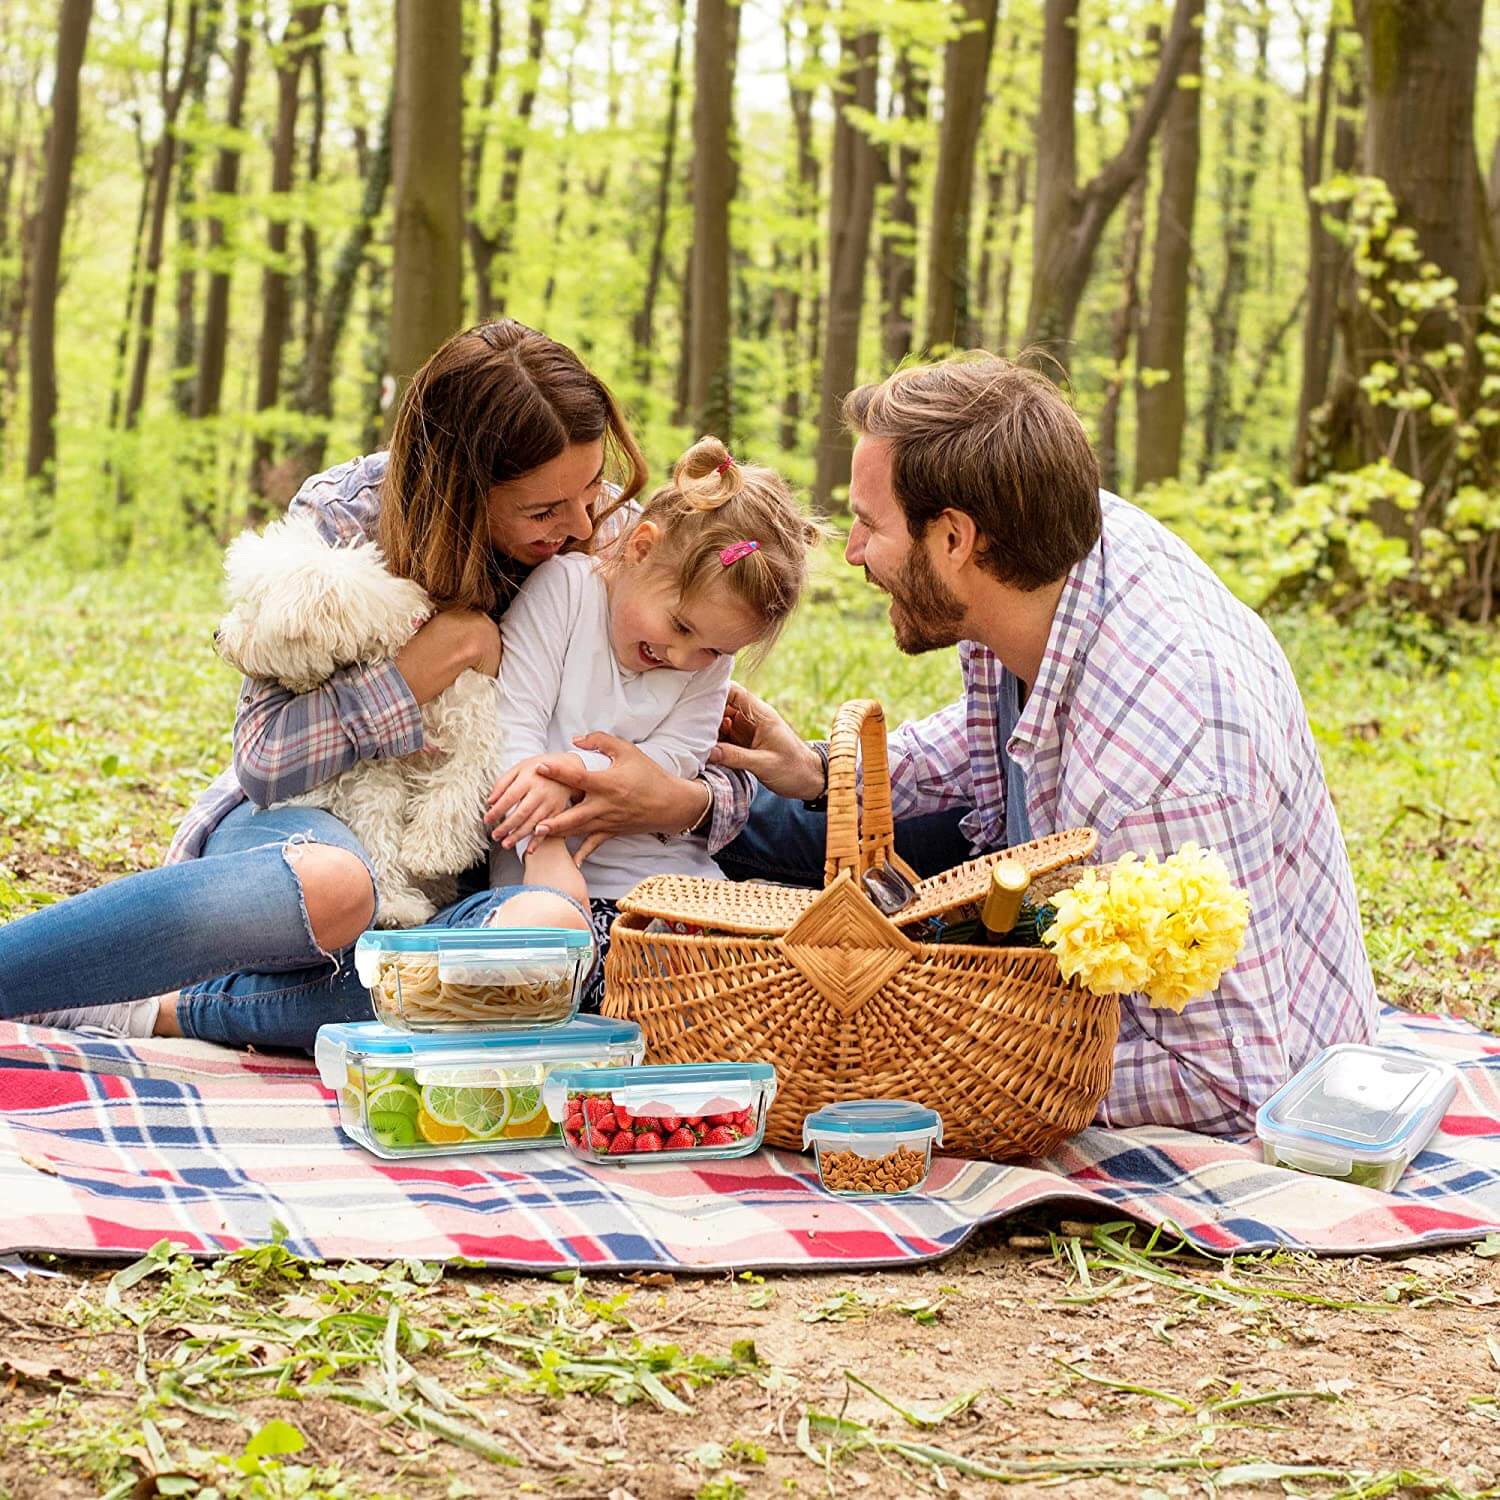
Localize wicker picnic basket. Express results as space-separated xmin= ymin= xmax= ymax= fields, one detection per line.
xmin=601 ymin=699 xmax=1121 ymax=1161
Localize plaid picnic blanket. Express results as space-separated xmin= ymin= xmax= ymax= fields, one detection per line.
xmin=1 ymin=1007 xmax=1497 ymax=1270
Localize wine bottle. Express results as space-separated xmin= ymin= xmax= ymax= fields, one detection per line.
xmin=980 ymin=860 xmax=1030 ymax=944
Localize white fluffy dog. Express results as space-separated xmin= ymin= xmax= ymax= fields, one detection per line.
xmin=215 ymin=514 xmax=502 ymax=928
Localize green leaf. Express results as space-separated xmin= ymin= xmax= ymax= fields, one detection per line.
xmin=241 ymin=1419 xmax=306 ymax=1460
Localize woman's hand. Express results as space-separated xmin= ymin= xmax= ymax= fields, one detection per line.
xmin=396 ymin=610 xmax=502 ymax=703
xmin=708 ymin=683 xmax=825 ymax=800
xmin=485 ymin=754 xmax=580 ymax=849
xmin=530 ymin=734 xmax=713 ymax=863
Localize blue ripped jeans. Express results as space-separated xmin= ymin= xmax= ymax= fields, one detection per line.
xmin=0 ymin=802 xmax=585 ymax=1051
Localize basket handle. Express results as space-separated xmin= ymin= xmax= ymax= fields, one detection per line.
xmin=823 ymin=699 xmax=918 ymax=889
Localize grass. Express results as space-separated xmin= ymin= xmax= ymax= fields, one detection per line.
xmin=1 ymin=547 xmax=1495 ymax=1026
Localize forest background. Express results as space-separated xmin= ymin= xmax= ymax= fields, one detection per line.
xmin=0 ymin=0 xmax=1497 ymax=1021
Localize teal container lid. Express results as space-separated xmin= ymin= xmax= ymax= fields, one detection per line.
xmin=317 ymin=1013 xmax=640 ymax=1058
xmin=356 ymin=926 xmax=593 ymax=953
xmin=802 ymin=1099 xmax=943 ymax=1148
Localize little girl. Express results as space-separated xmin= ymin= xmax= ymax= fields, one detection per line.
xmin=481 ymin=436 xmax=818 ymax=983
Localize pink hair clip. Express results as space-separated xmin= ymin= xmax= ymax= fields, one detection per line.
xmin=715 ymin=453 xmax=736 ymax=475
xmin=719 ymin=539 xmax=760 ymax=567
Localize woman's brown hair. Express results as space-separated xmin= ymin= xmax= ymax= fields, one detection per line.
xmin=607 ymin=435 xmax=823 ymax=665
xmin=378 ymin=320 xmax=649 ymax=613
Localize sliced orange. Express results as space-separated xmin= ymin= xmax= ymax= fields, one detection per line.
xmin=416 ymin=1108 xmax=470 ymax=1146
xmin=502 ymin=1112 xmax=560 ymax=1141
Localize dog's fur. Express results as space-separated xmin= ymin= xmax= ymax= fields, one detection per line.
xmin=216 ymin=514 xmax=502 ymax=927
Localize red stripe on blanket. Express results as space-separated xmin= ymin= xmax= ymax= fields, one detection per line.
xmin=448 ymin=1233 xmax=568 ymax=1264
xmin=85 ymin=1216 xmax=207 ymax=1253
xmin=1439 ymin=1115 xmax=1500 ymax=1136
xmin=374 ymin=1163 xmax=498 ymax=1189
xmin=788 ymin=1229 xmax=947 ymax=1259
xmin=0 ymin=1068 xmax=92 ymax=1107
xmin=1389 ymin=1202 xmax=1488 ymax=1235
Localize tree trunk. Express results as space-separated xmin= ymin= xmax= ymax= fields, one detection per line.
xmin=294 ymin=101 xmax=392 ymax=478
xmin=1134 ymin=14 xmax=1203 ymax=485
xmin=975 ymin=151 xmax=1006 ymax=349
xmin=25 ymin=0 xmax=92 ymax=492
xmin=781 ymin=2 xmax=821 ymax=450
xmin=484 ymin=0 xmax=547 ymax=318
xmin=389 ymin=0 xmax=463 ymax=407
xmin=879 ymin=47 xmax=928 ymax=365
xmin=924 ymin=0 xmax=999 ymax=351
xmin=1201 ymin=0 xmax=1269 ymax=475
xmin=193 ymin=1 xmax=250 ymax=420
xmin=122 ymin=0 xmax=202 ymax=435
xmin=463 ymin=0 xmax=501 ymax=318
xmin=299 ymin=41 xmax=325 ymax=360
xmin=107 ymin=117 xmax=150 ymax=435
xmin=687 ymin=0 xmax=738 ymax=438
xmin=996 ymin=153 xmax=1027 ymax=354
xmin=1024 ymin=0 xmax=1201 ymax=367
xmin=169 ymin=0 xmax=220 ymax=417
xmin=1096 ymin=167 xmax=1148 ymax=492
xmin=1348 ymin=0 xmax=1486 ymax=498
xmin=1 ymin=84 xmax=39 ymax=455
xmin=1292 ymin=20 xmax=1354 ymax=482
xmin=812 ymin=24 xmax=879 ymax=515
xmin=251 ymin=2 xmax=322 ymax=502
xmin=631 ymin=0 xmax=685 ymax=386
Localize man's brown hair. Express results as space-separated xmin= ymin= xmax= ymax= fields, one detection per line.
xmin=379 ymin=320 xmax=649 ymax=614
xmin=842 ymin=354 xmax=1102 ymax=591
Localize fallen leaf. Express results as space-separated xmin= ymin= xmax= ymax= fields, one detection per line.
xmin=1045 ymin=1399 xmax=1091 ymax=1420
xmin=18 ymin=1152 xmax=58 ymax=1177
xmin=2 ymin=1353 xmax=79 ymax=1387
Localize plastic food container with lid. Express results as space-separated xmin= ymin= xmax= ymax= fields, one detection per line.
xmin=541 ymin=1062 xmax=775 ymax=1163
xmin=315 ymin=1014 xmax=642 ymax=1158
xmin=354 ymin=926 xmax=594 ymax=1031
xmin=803 ymin=1100 xmax=943 ymax=1196
xmin=1255 ymin=1042 xmax=1457 ymax=1192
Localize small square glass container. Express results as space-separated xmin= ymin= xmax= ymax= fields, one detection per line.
xmin=802 ymin=1100 xmax=943 ymax=1196
xmin=1255 ymin=1042 xmax=1457 ymax=1192
xmin=315 ymin=1014 xmax=643 ymax=1158
xmin=354 ymin=926 xmax=593 ymax=1031
xmin=541 ymin=1061 xmax=776 ymax=1163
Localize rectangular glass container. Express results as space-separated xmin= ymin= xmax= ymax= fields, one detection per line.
xmin=315 ymin=1015 xmax=643 ymax=1158
xmin=354 ymin=926 xmax=593 ymax=1031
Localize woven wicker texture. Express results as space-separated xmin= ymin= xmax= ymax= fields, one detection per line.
xmin=603 ymin=699 xmax=1120 ymax=1161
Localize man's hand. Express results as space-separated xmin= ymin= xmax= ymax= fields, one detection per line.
xmin=484 ymin=754 xmax=580 ymax=849
xmin=532 ymin=733 xmax=713 ymax=865
xmin=708 ymin=683 xmax=825 ymax=800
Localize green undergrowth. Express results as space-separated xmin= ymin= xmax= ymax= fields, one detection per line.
xmin=0 ymin=551 xmax=1495 ymax=1026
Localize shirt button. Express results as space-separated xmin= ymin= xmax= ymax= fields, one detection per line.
xmin=1231 ymin=1032 xmax=1245 ymax=1051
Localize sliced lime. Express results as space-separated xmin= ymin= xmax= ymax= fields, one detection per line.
xmin=367 ymin=1082 xmax=421 ymax=1120
xmin=421 ymin=1082 xmax=511 ymax=1138
xmin=505 ymin=1083 xmax=545 ymax=1125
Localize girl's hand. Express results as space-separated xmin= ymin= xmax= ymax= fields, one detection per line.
xmin=485 ymin=755 xmax=580 ymax=848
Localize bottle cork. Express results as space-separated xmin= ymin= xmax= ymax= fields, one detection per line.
xmin=981 ymin=860 xmax=1030 ymax=941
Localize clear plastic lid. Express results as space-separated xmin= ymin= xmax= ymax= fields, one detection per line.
xmin=802 ymin=1099 xmax=943 ymax=1149
xmin=542 ymin=1061 xmax=776 ymax=1121
xmin=353 ymin=927 xmax=592 ymax=989
xmin=1255 ymin=1043 xmax=1457 ymax=1164
xmin=315 ymin=1014 xmax=642 ymax=1089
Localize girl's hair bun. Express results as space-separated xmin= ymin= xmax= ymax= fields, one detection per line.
xmin=672 ymin=435 xmax=743 ymax=511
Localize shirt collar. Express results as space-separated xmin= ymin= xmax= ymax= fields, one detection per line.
xmin=1009 ymin=518 xmax=1106 ymax=752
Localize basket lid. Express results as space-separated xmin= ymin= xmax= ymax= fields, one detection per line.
xmin=620 ymin=827 xmax=1098 ymax=935
xmin=802 ymin=1099 xmax=943 ymax=1148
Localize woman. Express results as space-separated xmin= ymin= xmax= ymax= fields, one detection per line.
xmin=0 ymin=321 xmax=749 ymax=1049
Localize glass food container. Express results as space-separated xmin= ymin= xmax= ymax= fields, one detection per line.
xmin=541 ymin=1061 xmax=776 ymax=1163
xmin=802 ymin=1100 xmax=943 ymax=1196
xmin=315 ymin=1014 xmax=643 ymax=1158
xmin=354 ymin=926 xmax=594 ymax=1031
xmin=1255 ymin=1042 xmax=1457 ymax=1192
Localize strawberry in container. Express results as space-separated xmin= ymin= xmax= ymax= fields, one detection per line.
xmin=541 ymin=1062 xmax=776 ymax=1163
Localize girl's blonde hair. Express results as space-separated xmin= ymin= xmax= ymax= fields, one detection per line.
xmin=617 ymin=436 xmax=821 ymax=660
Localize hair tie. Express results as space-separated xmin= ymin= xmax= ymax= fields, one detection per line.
xmin=715 ymin=453 xmax=736 ymax=475
xmin=719 ymin=539 xmax=759 ymax=567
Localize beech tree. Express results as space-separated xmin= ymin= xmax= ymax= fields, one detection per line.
xmin=1024 ymin=0 xmax=1201 ymax=365
xmin=25 ymin=0 xmax=92 ymax=495
xmin=813 ymin=21 xmax=879 ymax=515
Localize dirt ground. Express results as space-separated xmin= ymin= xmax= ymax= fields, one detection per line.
xmin=2 ymin=1219 xmax=1499 ymax=1500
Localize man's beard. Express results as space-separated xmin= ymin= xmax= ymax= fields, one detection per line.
xmin=868 ymin=545 xmax=967 ymax=655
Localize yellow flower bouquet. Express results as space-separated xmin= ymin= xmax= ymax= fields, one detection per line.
xmin=1039 ymin=843 xmax=1250 ymax=1011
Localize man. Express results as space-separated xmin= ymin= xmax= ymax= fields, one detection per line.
xmin=543 ymin=355 xmax=1377 ymax=1134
